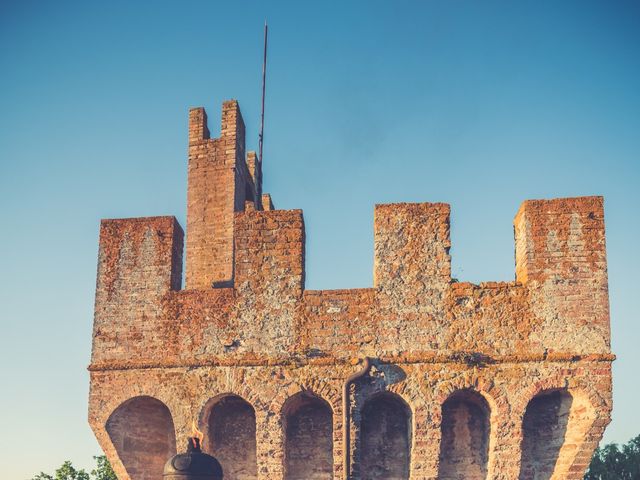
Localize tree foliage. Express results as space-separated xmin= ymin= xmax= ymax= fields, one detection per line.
xmin=31 ymin=456 xmax=116 ymax=480
xmin=29 ymin=436 xmax=640 ymax=480
xmin=90 ymin=456 xmax=117 ymax=480
xmin=585 ymin=435 xmax=640 ymax=479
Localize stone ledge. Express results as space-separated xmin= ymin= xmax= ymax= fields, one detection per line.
xmin=88 ymin=352 xmax=615 ymax=372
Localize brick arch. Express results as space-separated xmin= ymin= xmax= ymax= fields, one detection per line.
xmin=99 ymin=381 xmax=182 ymax=428
xmin=359 ymin=391 xmax=412 ymax=480
xmin=561 ymin=388 xmax=608 ymax=480
xmin=281 ymin=391 xmax=335 ymax=480
xmin=268 ymin=381 xmax=341 ymax=480
xmin=432 ymin=378 xmax=506 ymax=429
xmin=106 ymin=395 xmax=177 ymax=480
xmin=200 ymin=393 xmax=258 ymax=480
xmin=386 ymin=378 xmax=425 ymax=411
xmin=344 ymin=368 xmax=421 ymax=479
xmin=512 ymin=375 xmax=604 ymax=419
xmin=515 ymin=377 xmax=601 ymax=480
xmin=352 ymin=371 xmax=420 ymax=415
xmin=431 ymin=374 xmax=509 ymax=479
xmin=281 ymin=389 xmax=336 ymax=416
xmin=437 ymin=389 xmax=492 ymax=480
xmin=196 ymin=370 xmax=268 ymax=416
xmin=269 ymin=379 xmax=341 ymax=415
xmin=433 ymin=374 xmax=509 ymax=421
xmin=361 ymin=389 xmax=413 ymax=413
xmin=198 ymin=392 xmax=259 ymax=433
xmin=384 ymin=376 xmax=432 ymax=476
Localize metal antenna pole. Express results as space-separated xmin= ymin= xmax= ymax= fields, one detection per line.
xmin=258 ymin=21 xmax=268 ymax=166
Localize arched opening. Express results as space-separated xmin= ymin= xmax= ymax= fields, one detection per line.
xmin=360 ymin=392 xmax=411 ymax=480
xmin=206 ymin=395 xmax=257 ymax=480
xmin=283 ymin=392 xmax=334 ymax=480
xmin=106 ymin=396 xmax=176 ymax=480
xmin=438 ymin=389 xmax=491 ymax=480
xmin=519 ymin=389 xmax=573 ymax=480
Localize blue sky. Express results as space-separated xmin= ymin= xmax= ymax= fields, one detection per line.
xmin=1 ymin=1 xmax=639 ymax=478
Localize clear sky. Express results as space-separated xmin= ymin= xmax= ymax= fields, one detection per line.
xmin=1 ymin=1 xmax=639 ymax=478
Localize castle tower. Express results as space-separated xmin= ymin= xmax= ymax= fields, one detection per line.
xmin=89 ymin=99 xmax=612 ymax=480
xmin=186 ymin=101 xmax=267 ymax=289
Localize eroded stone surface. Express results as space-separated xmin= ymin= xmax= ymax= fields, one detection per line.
xmin=89 ymin=100 xmax=613 ymax=480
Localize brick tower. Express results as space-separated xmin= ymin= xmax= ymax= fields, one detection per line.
xmin=89 ymin=99 xmax=613 ymax=480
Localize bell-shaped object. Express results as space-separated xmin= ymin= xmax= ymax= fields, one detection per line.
xmin=163 ymin=437 xmax=223 ymax=480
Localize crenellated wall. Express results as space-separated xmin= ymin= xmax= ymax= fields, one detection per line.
xmin=89 ymin=100 xmax=613 ymax=480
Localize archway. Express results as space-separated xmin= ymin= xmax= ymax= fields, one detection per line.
xmin=206 ymin=395 xmax=258 ymax=480
xmin=360 ymin=392 xmax=411 ymax=480
xmin=519 ymin=389 xmax=573 ymax=480
xmin=438 ymin=389 xmax=491 ymax=479
xmin=106 ymin=396 xmax=176 ymax=480
xmin=283 ymin=392 xmax=334 ymax=480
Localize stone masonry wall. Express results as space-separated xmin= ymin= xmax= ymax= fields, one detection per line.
xmin=89 ymin=100 xmax=613 ymax=480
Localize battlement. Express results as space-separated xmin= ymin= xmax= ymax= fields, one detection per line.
xmin=91 ymin=100 xmax=611 ymax=362
xmin=89 ymin=100 xmax=612 ymax=480
xmin=91 ymin=191 xmax=610 ymax=367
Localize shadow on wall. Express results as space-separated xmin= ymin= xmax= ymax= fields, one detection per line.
xmin=283 ymin=391 xmax=334 ymax=480
xmin=438 ymin=389 xmax=491 ymax=480
xmin=519 ymin=390 xmax=573 ymax=480
xmin=204 ymin=395 xmax=258 ymax=480
xmin=103 ymin=386 xmax=591 ymax=480
xmin=360 ymin=392 xmax=412 ymax=480
xmin=106 ymin=396 xmax=177 ymax=480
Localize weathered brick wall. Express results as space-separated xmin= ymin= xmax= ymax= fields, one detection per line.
xmin=105 ymin=396 xmax=176 ymax=480
xmin=89 ymin=100 xmax=613 ymax=480
xmin=438 ymin=390 xmax=490 ymax=480
xmin=514 ymin=197 xmax=610 ymax=354
xmin=92 ymin=216 xmax=183 ymax=365
xmin=359 ymin=393 xmax=411 ymax=480
xmin=283 ymin=393 xmax=334 ymax=479
xmin=186 ymin=101 xmax=256 ymax=290
xmin=519 ymin=390 xmax=573 ymax=480
xmin=206 ymin=395 xmax=258 ymax=479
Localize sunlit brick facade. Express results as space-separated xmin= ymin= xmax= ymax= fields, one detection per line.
xmin=89 ymin=99 xmax=613 ymax=480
